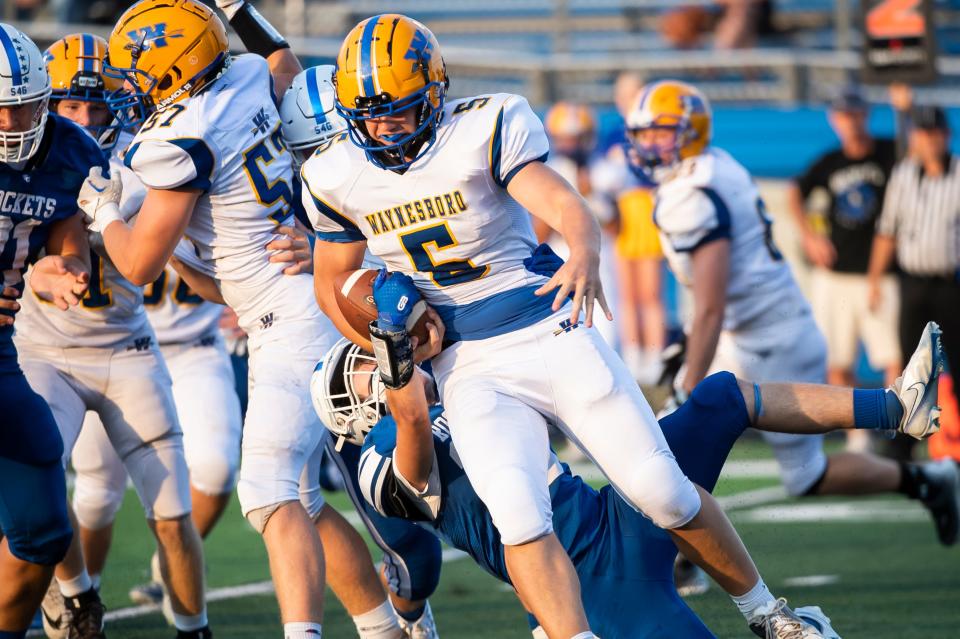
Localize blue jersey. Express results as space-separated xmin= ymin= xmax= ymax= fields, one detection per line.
xmin=360 ymin=372 xmax=751 ymax=638
xmin=0 ymin=114 xmax=107 ymax=372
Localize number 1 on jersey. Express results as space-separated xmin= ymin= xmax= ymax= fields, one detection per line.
xmin=400 ymin=222 xmax=489 ymax=287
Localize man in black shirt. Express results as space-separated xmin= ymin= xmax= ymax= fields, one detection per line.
xmin=788 ymin=88 xmax=904 ymax=452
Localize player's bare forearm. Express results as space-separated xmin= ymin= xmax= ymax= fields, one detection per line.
xmin=267 ymin=48 xmax=302 ymax=97
xmin=387 ymin=374 xmax=435 ymax=492
xmin=103 ymin=188 xmax=198 ymax=285
xmin=169 ymin=255 xmax=225 ymax=305
xmin=46 ymin=213 xmax=90 ymax=269
xmin=683 ymin=239 xmax=730 ymax=393
xmin=867 ymin=234 xmax=896 ymax=284
xmin=312 ymin=239 xmax=372 ymax=350
xmin=736 ymin=378 xmax=853 ymax=433
xmin=683 ymin=308 xmax=724 ymax=393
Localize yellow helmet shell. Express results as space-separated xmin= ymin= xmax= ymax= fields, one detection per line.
xmin=545 ymin=102 xmax=597 ymax=139
xmin=46 ymin=33 xmax=122 ymax=98
xmin=334 ymin=14 xmax=446 ymax=112
xmin=626 ymin=80 xmax=712 ymax=159
xmin=107 ymin=0 xmax=228 ymax=111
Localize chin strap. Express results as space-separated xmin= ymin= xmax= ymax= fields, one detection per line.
xmin=368 ymin=322 xmax=415 ymax=390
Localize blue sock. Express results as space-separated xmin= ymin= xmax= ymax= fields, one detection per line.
xmin=853 ymin=389 xmax=903 ymax=430
xmin=0 ymin=630 xmax=27 ymax=639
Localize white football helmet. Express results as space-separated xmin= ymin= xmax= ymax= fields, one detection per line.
xmin=0 ymin=24 xmax=51 ymax=162
xmin=311 ymin=338 xmax=387 ymax=451
xmin=279 ymin=65 xmax=346 ymax=160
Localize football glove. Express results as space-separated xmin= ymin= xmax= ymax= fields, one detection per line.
xmin=371 ymin=269 xmax=422 ymax=333
xmin=77 ymin=167 xmax=124 ymax=234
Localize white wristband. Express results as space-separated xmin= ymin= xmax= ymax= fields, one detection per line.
xmin=88 ymin=202 xmax=125 ymax=234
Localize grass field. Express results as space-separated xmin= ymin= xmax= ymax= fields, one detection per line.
xmin=58 ymin=435 xmax=960 ymax=639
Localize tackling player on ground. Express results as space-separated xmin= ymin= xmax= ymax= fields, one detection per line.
xmin=315 ymin=268 xmax=942 ymax=637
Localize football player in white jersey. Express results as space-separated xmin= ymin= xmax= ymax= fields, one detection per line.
xmin=15 ymin=33 xmax=210 ymax=639
xmin=281 ymin=64 xmax=441 ymax=639
xmin=625 ymin=80 xmax=960 ymax=547
xmin=306 ymin=15 xmax=833 ymax=639
xmin=69 ymin=263 xmax=241 ymax=610
xmin=78 ymin=2 xmax=414 ymax=637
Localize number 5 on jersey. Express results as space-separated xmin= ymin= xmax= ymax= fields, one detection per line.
xmin=242 ymin=125 xmax=294 ymax=225
xmin=400 ymin=222 xmax=489 ymax=287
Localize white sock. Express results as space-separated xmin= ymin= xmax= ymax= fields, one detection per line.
xmin=730 ymin=578 xmax=776 ymax=621
xmin=284 ymin=622 xmax=322 ymax=639
xmin=173 ymin=609 xmax=208 ymax=632
xmin=57 ymin=571 xmax=93 ymax=598
xmin=570 ymin=633 xmax=598 ymax=639
xmin=352 ymin=600 xmax=403 ymax=638
xmin=90 ymin=573 xmax=101 ymax=592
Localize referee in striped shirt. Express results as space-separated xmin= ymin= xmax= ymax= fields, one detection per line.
xmin=868 ymin=105 xmax=959 ymax=438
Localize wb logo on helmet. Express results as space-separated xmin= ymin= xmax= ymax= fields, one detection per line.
xmin=127 ymin=24 xmax=184 ymax=50
xmin=403 ymin=31 xmax=433 ymax=73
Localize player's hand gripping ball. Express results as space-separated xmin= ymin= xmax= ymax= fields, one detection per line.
xmin=333 ymin=268 xmax=430 ymax=345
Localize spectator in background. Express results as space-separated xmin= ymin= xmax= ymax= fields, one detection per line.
xmin=869 ymin=105 xmax=960 ymax=460
xmin=787 ymin=87 xmax=904 ymax=452
xmin=540 ymin=102 xmax=621 ymax=349
xmin=610 ymin=72 xmax=667 ymax=384
xmin=660 ymin=0 xmax=773 ymax=50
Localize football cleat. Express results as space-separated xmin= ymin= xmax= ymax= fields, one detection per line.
xmin=917 ymin=458 xmax=960 ymax=546
xmin=673 ymin=555 xmax=710 ymax=597
xmin=793 ymin=606 xmax=841 ymax=639
xmin=40 ymin=577 xmax=69 ymax=639
xmin=748 ymin=598 xmax=827 ymax=638
xmin=397 ymin=602 xmax=439 ymax=639
xmin=128 ymin=552 xmax=164 ymax=606
xmin=891 ymin=321 xmax=944 ymax=439
xmin=63 ymin=588 xmax=107 ymax=639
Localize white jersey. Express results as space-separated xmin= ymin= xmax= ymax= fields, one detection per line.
xmin=144 ymin=264 xmax=223 ymax=346
xmin=655 ymin=147 xmax=810 ymax=333
xmin=123 ymin=54 xmax=320 ymax=335
xmin=303 ymin=93 xmax=554 ymax=341
xmin=16 ymin=132 xmax=151 ymax=348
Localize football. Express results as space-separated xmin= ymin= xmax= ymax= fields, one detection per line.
xmin=333 ymin=269 xmax=431 ymax=346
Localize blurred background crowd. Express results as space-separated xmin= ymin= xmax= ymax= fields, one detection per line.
xmin=9 ymin=0 xmax=959 ymax=462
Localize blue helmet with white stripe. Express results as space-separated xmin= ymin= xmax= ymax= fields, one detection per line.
xmin=279 ymin=65 xmax=346 ymax=163
xmin=0 ymin=24 xmax=51 ymax=162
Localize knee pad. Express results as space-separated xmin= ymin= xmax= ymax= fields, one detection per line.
xmin=625 ymin=451 xmax=702 ymax=529
xmin=185 ymin=445 xmax=239 ymax=497
xmin=0 ymin=459 xmax=72 ymax=565
xmin=125 ymin=435 xmax=192 ymax=521
xmin=72 ymin=478 xmax=125 ymax=531
xmin=245 ymin=500 xmax=295 ymax=535
xmin=379 ymin=522 xmax=443 ymax=601
xmin=764 ymin=433 xmax=828 ymax=497
xmin=480 ymin=467 xmax=553 ymax=546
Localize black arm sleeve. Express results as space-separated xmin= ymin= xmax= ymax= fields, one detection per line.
xmin=229 ymin=2 xmax=290 ymax=58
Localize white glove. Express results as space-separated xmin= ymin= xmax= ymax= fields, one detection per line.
xmin=77 ymin=166 xmax=124 ymax=234
xmin=216 ymin=0 xmax=246 ymax=21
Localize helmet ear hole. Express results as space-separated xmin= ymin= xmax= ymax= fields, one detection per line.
xmin=157 ymin=74 xmax=173 ymax=91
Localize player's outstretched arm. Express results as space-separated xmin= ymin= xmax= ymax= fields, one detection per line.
xmin=682 ymin=239 xmax=730 ymax=394
xmin=217 ymin=0 xmax=302 ymax=97
xmin=508 ymin=160 xmax=612 ymax=327
xmin=312 ymin=239 xmax=372 ymax=350
xmin=169 ymin=255 xmax=225 ymax=305
xmin=30 ymin=213 xmax=91 ymax=310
